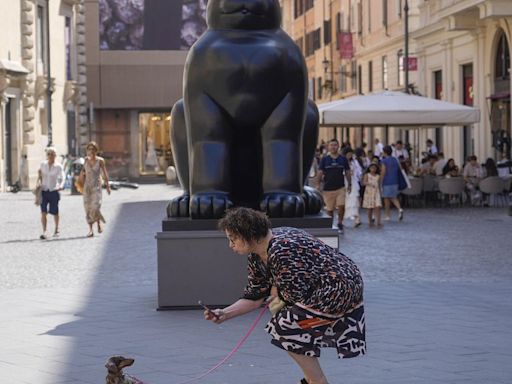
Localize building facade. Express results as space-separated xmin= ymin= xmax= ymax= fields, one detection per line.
xmin=280 ymin=0 xmax=511 ymax=165
xmin=84 ymin=0 xmax=206 ymax=180
xmin=0 ymin=0 xmax=88 ymax=191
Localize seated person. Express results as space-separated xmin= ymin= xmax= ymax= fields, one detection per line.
xmin=433 ymin=152 xmax=447 ymax=176
xmin=463 ymin=155 xmax=483 ymax=204
xmin=442 ymin=158 xmax=460 ymax=177
xmin=496 ymin=153 xmax=512 ymax=177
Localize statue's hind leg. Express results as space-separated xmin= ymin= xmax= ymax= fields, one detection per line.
xmin=167 ymin=100 xmax=190 ymax=217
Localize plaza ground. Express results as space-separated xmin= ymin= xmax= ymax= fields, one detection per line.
xmin=0 ymin=184 xmax=511 ymax=383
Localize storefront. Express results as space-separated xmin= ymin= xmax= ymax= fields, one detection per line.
xmin=138 ymin=112 xmax=172 ymax=176
xmin=92 ymin=109 xmax=173 ymax=180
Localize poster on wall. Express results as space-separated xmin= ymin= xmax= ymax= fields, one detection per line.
xmin=99 ymin=0 xmax=208 ymax=50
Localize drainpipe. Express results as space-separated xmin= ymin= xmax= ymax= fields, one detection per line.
xmin=404 ymin=0 xmax=409 ymax=93
xmin=46 ymin=0 xmax=54 ymax=146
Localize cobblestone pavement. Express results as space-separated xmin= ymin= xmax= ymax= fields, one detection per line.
xmin=0 ymin=185 xmax=511 ymax=384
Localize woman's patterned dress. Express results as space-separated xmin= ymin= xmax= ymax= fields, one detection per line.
xmin=83 ymin=158 xmax=106 ymax=224
xmin=243 ymin=227 xmax=366 ymax=358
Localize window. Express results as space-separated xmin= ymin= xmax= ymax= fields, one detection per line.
xmin=397 ymin=0 xmax=402 ymax=18
xmin=305 ymin=0 xmax=314 ymax=12
xmin=324 ymin=20 xmax=332 ymax=45
xmin=368 ymin=0 xmax=371 ymax=33
xmin=340 ymin=65 xmax=347 ymax=93
xmin=433 ymin=70 xmax=442 ymax=99
xmin=368 ymin=61 xmax=373 ymax=92
xmin=65 ymin=16 xmax=72 ymax=80
xmin=294 ymin=0 xmax=304 ymax=18
xmin=397 ymin=49 xmax=404 ymax=86
xmin=382 ymin=56 xmax=388 ymax=89
xmin=382 ymin=0 xmax=388 ymax=27
xmin=313 ymin=28 xmax=321 ymax=50
xmin=36 ymin=4 xmax=47 ymax=73
xmin=357 ymin=2 xmax=363 ymax=36
xmin=317 ymin=77 xmax=323 ymax=99
xmin=495 ymin=33 xmax=510 ymax=80
xmin=351 ymin=61 xmax=357 ymax=89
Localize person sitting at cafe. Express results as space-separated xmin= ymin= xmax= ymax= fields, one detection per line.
xmin=433 ymin=152 xmax=447 ymax=176
xmin=463 ymin=155 xmax=483 ymax=204
xmin=442 ymin=158 xmax=460 ymax=177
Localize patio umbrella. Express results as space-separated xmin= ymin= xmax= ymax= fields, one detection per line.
xmin=318 ymin=90 xmax=480 ymax=126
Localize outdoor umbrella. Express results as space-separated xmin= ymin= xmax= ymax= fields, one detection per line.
xmin=318 ymin=90 xmax=480 ymax=126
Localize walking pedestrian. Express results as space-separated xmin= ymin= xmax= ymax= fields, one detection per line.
xmin=344 ymin=147 xmax=362 ymax=227
xmin=80 ymin=141 xmax=111 ymax=237
xmin=362 ymin=163 xmax=382 ymax=227
xmin=37 ymin=147 xmax=65 ymax=239
xmin=205 ymin=207 xmax=366 ymax=384
xmin=380 ymin=145 xmax=404 ymax=221
xmin=318 ymin=139 xmax=351 ymax=232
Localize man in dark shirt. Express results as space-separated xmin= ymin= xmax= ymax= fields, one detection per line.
xmin=318 ymin=139 xmax=352 ymax=232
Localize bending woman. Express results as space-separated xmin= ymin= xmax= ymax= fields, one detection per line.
xmin=205 ymin=207 xmax=366 ymax=384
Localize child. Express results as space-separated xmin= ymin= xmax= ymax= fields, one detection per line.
xmin=362 ymin=163 xmax=382 ymax=227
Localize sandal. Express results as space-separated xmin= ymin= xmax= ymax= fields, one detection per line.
xmin=300 ymin=379 xmax=309 ymax=384
xmin=87 ymin=232 xmax=94 ymax=238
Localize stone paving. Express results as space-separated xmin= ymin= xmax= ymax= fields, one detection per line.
xmin=0 ymin=185 xmax=511 ymax=384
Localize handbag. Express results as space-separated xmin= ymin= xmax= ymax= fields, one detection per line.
xmin=75 ymin=171 xmax=85 ymax=194
xmin=33 ymin=185 xmax=42 ymax=206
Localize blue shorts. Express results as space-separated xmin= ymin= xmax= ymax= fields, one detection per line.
xmin=382 ymin=184 xmax=399 ymax=199
xmin=41 ymin=190 xmax=60 ymax=215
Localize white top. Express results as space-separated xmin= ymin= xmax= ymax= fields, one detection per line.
xmin=427 ymin=144 xmax=438 ymax=154
xmin=40 ymin=161 xmax=65 ymax=191
xmin=374 ymin=142 xmax=384 ymax=157
xmin=433 ymin=159 xmax=447 ymax=176
xmin=392 ymin=148 xmax=409 ymax=160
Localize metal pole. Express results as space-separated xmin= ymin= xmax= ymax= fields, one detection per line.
xmin=404 ymin=0 xmax=409 ymax=93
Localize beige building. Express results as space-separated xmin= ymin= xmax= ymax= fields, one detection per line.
xmin=280 ymin=0 xmax=511 ymax=165
xmin=0 ymin=0 xmax=88 ymax=191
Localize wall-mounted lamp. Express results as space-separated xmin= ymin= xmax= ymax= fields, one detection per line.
xmin=321 ymin=58 xmax=356 ymax=93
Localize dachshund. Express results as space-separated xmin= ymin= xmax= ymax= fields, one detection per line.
xmin=105 ymin=356 xmax=146 ymax=384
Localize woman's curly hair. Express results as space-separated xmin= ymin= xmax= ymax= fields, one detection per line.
xmin=218 ymin=207 xmax=271 ymax=242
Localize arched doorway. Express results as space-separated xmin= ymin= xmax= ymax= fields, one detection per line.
xmin=490 ymin=29 xmax=511 ymax=159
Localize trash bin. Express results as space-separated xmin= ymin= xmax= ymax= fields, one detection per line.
xmin=70 ymin=157 xmax=85 ymax=195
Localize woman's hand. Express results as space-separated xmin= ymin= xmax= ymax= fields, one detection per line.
xmin=204 ymin=308 xmax=227 ymax=324
xmin=106 ymin=184 xmax=111 ymax=195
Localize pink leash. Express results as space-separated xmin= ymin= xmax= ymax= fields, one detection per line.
xmin=175 ymin=303 xmax=270 ymax=384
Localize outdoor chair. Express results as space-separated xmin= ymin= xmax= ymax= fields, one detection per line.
xmin=479 ymin=176 xmax=508 ymax=207
xmin=438 ymin=177 xmax=465 ymax=207
xmin=401 ymin=177 xmax=423 ymax=208
xmin=422 ymin=174 xmax=439 ymax=206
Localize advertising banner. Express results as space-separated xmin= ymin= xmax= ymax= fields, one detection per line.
xmin=338 ymin=32 xmax=354 ymax=59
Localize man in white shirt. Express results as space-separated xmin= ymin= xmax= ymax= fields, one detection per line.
xmin=37 ymin=147 xmax=65 ymax=239
xmin=392 ymin=140 xmax=409 ymax=160
xmin=374 ymin=138 xmax=384 ymax=158
xmin=433 ymin=152 xmax=447 ymax=176
xmin=426 ymin=139 xmax=438 ymax=155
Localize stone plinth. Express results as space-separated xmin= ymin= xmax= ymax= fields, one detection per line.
xmin=156 ymin=214 xmax=338 ymax=309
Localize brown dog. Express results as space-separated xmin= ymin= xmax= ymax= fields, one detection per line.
xmin=105 ymin=356 xmax=145 ymax=384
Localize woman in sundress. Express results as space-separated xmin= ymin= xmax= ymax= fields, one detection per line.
xmin=362 ymin=162 xmax=382 ymax=227
xmin=80 ymin=141 xmax=111 ymax=237
xmin=204 ymin=207 xmax=366 ymax=384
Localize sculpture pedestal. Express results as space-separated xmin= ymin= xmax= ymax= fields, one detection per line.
xmin=156 ymin=215 xmax=338 ymax=309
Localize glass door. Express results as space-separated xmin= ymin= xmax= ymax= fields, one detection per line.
xmin=139 ymin=112 xmax=172 ymax=175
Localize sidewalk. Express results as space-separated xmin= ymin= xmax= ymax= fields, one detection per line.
xmin=1 ymin=185 xmax=511 ymax=383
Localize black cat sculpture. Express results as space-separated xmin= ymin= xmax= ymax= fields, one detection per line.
xmin=168 ymin=0 xmax=322 ymax=219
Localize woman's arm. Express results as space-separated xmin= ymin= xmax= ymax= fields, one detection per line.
xmin=380 ymin=163 xmax=386 ymax=187
xmin=205 ymin=298 xmax=265 ymax=324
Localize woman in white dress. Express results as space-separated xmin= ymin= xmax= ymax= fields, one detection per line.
xmin=344 ymin=148 xmax=362 ymax=227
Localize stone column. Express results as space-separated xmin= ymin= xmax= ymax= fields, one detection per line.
xmin=21 ymin=0 xmax=36 ymax=146
xmin=472 ymin=26 xmax=488 ymax=161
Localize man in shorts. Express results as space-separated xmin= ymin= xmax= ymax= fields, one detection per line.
xmin=318 ymin=139 xmax=351 ymax=232
xmin=37 ymin=147 xmax=65 ymax=239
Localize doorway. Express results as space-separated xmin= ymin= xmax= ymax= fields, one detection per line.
xmin=139 ymin=112 xmax=172 ymax=175
xmin=4 ymin=98 xmax=13 ymax=186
